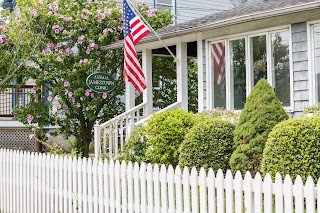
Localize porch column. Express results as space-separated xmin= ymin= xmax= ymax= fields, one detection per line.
xmin=176 ymin=42 xmax=188 ymax=110
xmin=197 ymin=33 xmax=204 ymax=112
xmin=142 ymin=49 xmax=153 ymax=116
xmin=125 ymin=82 xmax=135 ymax=111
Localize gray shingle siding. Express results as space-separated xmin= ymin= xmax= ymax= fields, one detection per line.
xmin=292 ymin=22 xmax=309 ymax=113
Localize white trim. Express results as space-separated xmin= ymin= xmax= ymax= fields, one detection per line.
xmin=307 ymin=20 xmax=320 ymax=106
xmin=225 ymin=39 xmax=231 ymax=110
xmin=205 ymin=40 xmax=211 ymax=110
xmin=288 ymin=24 xmax=294 ymax=112
xmin=207 ymin=25 xmax=291 ymax=43
xmin=197 ymin=33 xmax=204 ymax=112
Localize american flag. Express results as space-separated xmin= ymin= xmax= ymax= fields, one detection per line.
xmin=123 ymin=0 xmax=150 ymax=93
xmin=211 ymin=43 xmax=226 ymax=97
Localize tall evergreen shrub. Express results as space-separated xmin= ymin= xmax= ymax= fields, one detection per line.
xmin=229 ymin=79 xmax=289 ymax=174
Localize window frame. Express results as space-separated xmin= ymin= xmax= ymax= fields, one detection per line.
xmin=207 ymin=25 xmax=293 ymax=111
xmin=308 ymin=20 xmax=320 ymax=106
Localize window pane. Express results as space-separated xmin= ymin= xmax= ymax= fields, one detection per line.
xmin=211 ymin=42 xmax=226 ymax=108
xmin=314 ymin=25 xmax=320 ymax=102
xmin=230 ymin=39 xmax=246 ymax=110
xmin=157 ymin=0 xmax=172 ymax=5
xmin=271 ymin=31 xmax=290 ymax=107
xmin=251 ymin=35 xmax=267 ymax=85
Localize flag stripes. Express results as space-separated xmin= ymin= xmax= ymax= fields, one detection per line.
xmin=123 ymin=0 xmax=150 ymax=94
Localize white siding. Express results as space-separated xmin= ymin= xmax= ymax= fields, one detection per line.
xmin=175 ymin=0 xmax=241 ymax=24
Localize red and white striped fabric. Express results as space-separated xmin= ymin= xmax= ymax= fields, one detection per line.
xmin=211 ymin=43 xmax=226 ymax=86
xmin=123 ymin=0 xmax=151 ymax=94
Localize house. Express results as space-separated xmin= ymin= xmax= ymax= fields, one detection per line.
xmin=0 ymin=0 xmax=243 ymax=151
xmin=95 ymin=0 xmax=320 ymax=158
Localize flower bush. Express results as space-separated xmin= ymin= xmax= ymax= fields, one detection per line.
xmin=9 ymin=0 xmax=173 ymax=156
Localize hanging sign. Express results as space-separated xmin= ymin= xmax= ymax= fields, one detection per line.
xmin=86 ymin=73 xmax=116 ymax=93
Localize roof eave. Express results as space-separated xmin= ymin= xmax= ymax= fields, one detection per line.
xmin=100 ymin=1 xmax=320 ymax=51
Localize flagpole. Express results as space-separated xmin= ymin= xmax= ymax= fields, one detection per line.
xmin=127 ymin=0 xmax=179 ymax=64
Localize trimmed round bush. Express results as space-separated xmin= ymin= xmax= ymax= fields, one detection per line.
xmin=230 ymin=79 xmax=289 ymax=174
xmin=262 ymin=116 xmax=320 ymax=182
xmin=117 ymin=126 xmax=147 ymax=163
xmin=179 ymin=117 xmax=235 ymax=171
xmin=144 ymin=109 xmax=194 ymax=166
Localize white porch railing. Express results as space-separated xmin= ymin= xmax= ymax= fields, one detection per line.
xmin=94 ymin=101 xmax=182 ymax=159
xmin=94 ymin=103 xmax=147 ymax=159
xmin=134 ymin=101 xmax=182 ymax=127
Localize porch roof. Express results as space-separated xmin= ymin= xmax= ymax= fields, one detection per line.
xmin=100 ymin=0 xmax=320 ymax=52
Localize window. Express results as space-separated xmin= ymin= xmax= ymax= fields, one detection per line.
xmin=209 ymin=28 xmax=292 ymax=110
xmin=311 ymin=23 xmax=320 ymax=104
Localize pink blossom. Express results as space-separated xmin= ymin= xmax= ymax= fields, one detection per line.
xmin=56 ymin=43 xmax=62 ymax=47
xmin=45 ymin=133 xmax=51 ymax=138
xmin=76 ymin=102 xmax=81 ymax=108
xmin=47 ymin=96 xmax=53 ymax=101
xmin=108 ymin=9 xmax=113 ymax=15
xmin=103 ymin=29 xmax=107 ymax=34
xmin=62 ymin=30 xmax=67 ymax=34
xmin=63 ymin=105 xmax=68 ymax=110
xmin=31 ymin=86 xmax=36 ymax=93
xmin=31 ymin=9 xmax=38 ymax=17
xmin=54 ymin=95 xmax=59 ymax=100
xmin=27 ymin=114 xmax=33 ymax=124
xmin=102 ymin=93 xmax=107 ymax=99
xmin=48 ymin=11 xmax=52 ymax=15
xmin=68 ymin=39 xmax=73 ymax=44
xmin=79 ymin=59 xmax=83 ymax=64
xmin=54 ymin=104 xmax=61 ymax=109
xmin=86 ymin=49 xmax=90 ymax=54
xmin=65 ymin=48 xmax=71 ymax=55
xmin=68 ymin=91 xmax=73 ymax=98
xmin=90 ymin=93 xmax=94 ymax=98
xmin=56 ymin=56 xmax=62 ymax=61
xmin=89 ymin=43 xmax=95 ymax=48
xmin=54 ymin=29 xmax=60 ymax=34
xmin=46 ymin=42 xmax=54 ymax=48
xmin=44 ymin=71 xmax=48 ymax=75
xmin=65 ymin=90 xmax=69 ymax=95
xmin=83 ymin=58 xmax=88 ymax=63
xmin=81 ymin=15 xmax=88 ymax=20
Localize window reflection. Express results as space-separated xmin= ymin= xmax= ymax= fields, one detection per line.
xmin=271 ymin=32 xmax=290 ymax=107
xmin=211 ymin=42 xmax=226 ymax=108
xmin=251 ymin=35 xmax=267 ymax=85
xmin=230 ymin=39 xmax=246 ymax=110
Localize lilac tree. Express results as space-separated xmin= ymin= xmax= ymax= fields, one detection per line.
xmin=12 ymin=0 xmax=173 ymax=157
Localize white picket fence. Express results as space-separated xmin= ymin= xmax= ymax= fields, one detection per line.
xmin=0 ymin=149 xmax=319 ymax=213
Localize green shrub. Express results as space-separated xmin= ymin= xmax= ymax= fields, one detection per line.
xmin=179 ymin=117 xmax=235 ymax=171
xmin=144 ymin=109 xmax=194 ymax=166
xmin=303 ymin=103 xmax=320 ymax=115
xmin=230 ymin=79 xmax=289 ymax=174
xmin=262 ymin=116 xmax=320 ymax=182
xmin=117 ymin=126 xmax=147 ymax=163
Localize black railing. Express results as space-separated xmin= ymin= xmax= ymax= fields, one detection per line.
xmin=0 ymin=86 xmax=33 ymax=117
